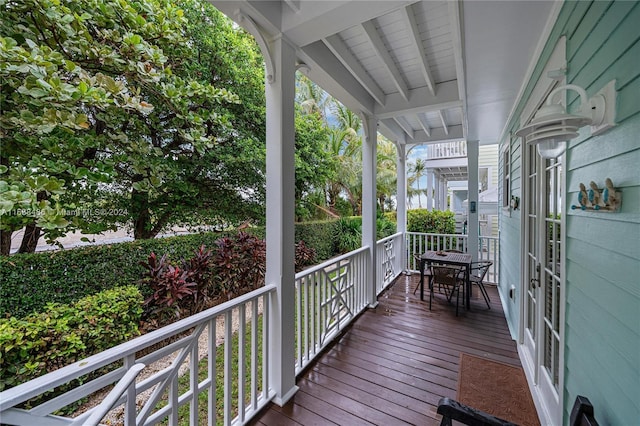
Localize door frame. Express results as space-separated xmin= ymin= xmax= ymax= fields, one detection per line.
xmin=517 ymin=36 xmax=567 ymax=426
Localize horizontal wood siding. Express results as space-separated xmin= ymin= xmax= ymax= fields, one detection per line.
xmin=563 ymin=0 xmax=640 ymax=423
xmin=499 ymin=137 xmax=521 ymax=339
xmin=500 ymin=0 xmax=640 ymax=423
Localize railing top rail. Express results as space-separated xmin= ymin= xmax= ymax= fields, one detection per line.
xmin=0 ymin=284 xmax=276 ymax=410
xmin=479 ymin=236 xmax=499 ymax=241
xmin=376 ymin=232 xmax=403 ymax=244
xmin=406 ymin=232 xmax=468 ymax=238
xmin=295 ymin=246 xmax=368 ymax=279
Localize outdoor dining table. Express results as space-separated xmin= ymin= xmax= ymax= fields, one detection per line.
xmin=419 ymin=251 xmax=473 ymax=310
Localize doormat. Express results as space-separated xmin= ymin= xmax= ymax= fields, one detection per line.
xmin=457 ymin=353 xmax=540 ymax=426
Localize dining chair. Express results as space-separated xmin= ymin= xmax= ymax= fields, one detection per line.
xmin=468 ymin=261 xmax=493 ymax=309
xmin=431 ymin=264 xmax=466 ymax=315
xmin=412 ymin=254 xmax=432 ymax=295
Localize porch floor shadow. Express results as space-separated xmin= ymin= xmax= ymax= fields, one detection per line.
xmin=251 ymin=274 xmax=525 ymax=425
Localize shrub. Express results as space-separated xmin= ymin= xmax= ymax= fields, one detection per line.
xmin=140 ymin=253 xmax=197 ymax=321
xmin=334 ymin=217 xmax=362 ymax=254
xmin=0 ymin=286 xmax=142 ymax=391
xmin=0 ymin=231 xmax=265 ymax=318
xmin=377 ymin=215 xmax=397 ymax=239
xmin=212 ymin=232 xmax=266 ymax=300
xmin=407 ymin=209 xmax=456 ymax=234
xmin=295 ymin=240 xmax=316 ymax=272
xmin=294 ymin=219 xmax=338 ymax=262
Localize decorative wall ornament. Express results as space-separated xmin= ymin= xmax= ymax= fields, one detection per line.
xmin=510 ymin=196 xmax=520 ymax=210
xmin=571 ymin=178 xmax=621 ymax=212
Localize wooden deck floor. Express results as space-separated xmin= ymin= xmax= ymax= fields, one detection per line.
xmin=252 ymin=274 xmax=523 ymax=425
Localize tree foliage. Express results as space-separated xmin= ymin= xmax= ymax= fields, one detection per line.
xmin=0 ymin=0 xmax=266 ymax=254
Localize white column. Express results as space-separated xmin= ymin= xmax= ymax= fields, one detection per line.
xmin=467 ymin=140 xmax=479 ymax=262
xmin=442 ymin=180 xmax=448 ymax=211
xmin=434 ymin=174 xmax=441 ymax=210
xmin=361 ymin=114 xmax=378 ymax=308
xmin=396 ymin=142 xmax=407 ymax=271
xmin=265 ymin=36 xmax=298 ymax=405
xmin=426 ymin=170 xmax=433 ymax=211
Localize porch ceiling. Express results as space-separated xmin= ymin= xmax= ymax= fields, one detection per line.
xmin=213 ymin=0 xmax=556 ymax=147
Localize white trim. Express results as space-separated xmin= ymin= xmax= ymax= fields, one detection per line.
xmin=518 ymin=36 xmax=566 ymax=426
xmin=499 ymin=1 xmax=564 ymax=143
xmin=448 ymin=0 xmax=467 ymax=138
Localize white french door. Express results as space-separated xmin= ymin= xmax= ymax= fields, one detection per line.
xmin=522 ymin=142 xmax=564 ymax=425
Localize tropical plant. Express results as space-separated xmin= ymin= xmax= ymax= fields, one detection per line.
xmin=140 ymin=253 xmax=197 ymax=320
xmin=212 ymin=232 xmax=266 ymax=300
xmin=409 ymin=158 xmax=428 ymax=208
xmin=334 ymin=217 xmax=362 ymax=254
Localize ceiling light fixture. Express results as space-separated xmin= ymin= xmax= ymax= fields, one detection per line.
xmin=515 ymin=80 xmax=616 ymax=158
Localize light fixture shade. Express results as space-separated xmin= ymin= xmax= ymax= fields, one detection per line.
xmin=515 ymin=102 xmax=591 ymax=158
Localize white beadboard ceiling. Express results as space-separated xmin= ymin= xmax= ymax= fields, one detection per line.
xmin=212 ymin=0 xmax=557 ymax=147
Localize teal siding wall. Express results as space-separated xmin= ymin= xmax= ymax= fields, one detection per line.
xmin=500 ymin=1 xmax=640 ymax=423
xmin=499 ymin=141 xmax=521 ymax=338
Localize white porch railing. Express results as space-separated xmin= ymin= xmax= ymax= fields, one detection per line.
xmin=0 ymin=285 xmax=276 ymax=426
xmin=479 ymin=235 xmax=499 ymax=284
xmin=294 ymin=246 xmax=369 ymax=375
xmin=0 ymin=232 xmax=497 ymax=425
xmin=426 ymin=140 xmax=467 ymax=159
xmin=375 ymin=232 xmax=404 ymax=295
xmin=406 ymin=232 xmax=499 ymax=284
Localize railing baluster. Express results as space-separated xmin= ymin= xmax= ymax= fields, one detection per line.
xmin=208 ymin=317 xmax=216 ymax=426
xmin=251 ymin=300 xmax=258 ymax=411
xmin=223 ymin=310 xmax=232 ymax=425
xmin=190 ymin=327 xmax=199 ymax=426
xmin=238 ymin=306 xmax=246 ymax=424
xmin=123 ymin=354 xmax=136 ymax=426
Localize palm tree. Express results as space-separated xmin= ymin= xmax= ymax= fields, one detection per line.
xmin=376 ymin=137 xmax=397 ymax=212
xmin=409 ymin=158 xmax=427 ymax=208
xmin=296 ymin=73 xmax=329 ymax=120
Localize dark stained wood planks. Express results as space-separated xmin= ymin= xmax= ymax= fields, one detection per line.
xmin=251 ymin=274 xmax=525 ymax=425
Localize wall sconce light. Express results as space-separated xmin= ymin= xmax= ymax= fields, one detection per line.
xmin=515 ymin=80 xmax=616 ymax=158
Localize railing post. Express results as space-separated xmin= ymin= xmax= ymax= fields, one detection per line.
xmin=467 ymin=140 xmax=480 ymax=262
xmin=396 ymin=142 xmax=407 ymax=272
xmin=265 ymin=35 xmax=298 ymax=405
xmin=361 ymin=113 xmax=378 ymax=308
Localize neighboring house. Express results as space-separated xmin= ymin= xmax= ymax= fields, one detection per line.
xmin=498 ymin=2 xmax=639 ymax=424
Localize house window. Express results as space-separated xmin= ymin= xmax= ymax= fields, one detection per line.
xmin=502 ymin=147 xmax=510 ymax=209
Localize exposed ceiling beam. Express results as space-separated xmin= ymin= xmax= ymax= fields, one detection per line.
xmin=420 ymin=155 xmax=468 ymax=169
xmin=416 ymin=113 xmax=431 ymax=137
xmin=282 ymin=1 xmax=415 ymax=47
xmin=361 ymin=20 xmax=410 ymax=101
xmin=283 ymin=0 xmax=300 ymax=14
xmin=300 ymin=41 xmax=376 ymax=116
xmin=438 ymin=110 xmax=449 ymax=135
xmin=393 ymin=116 xmax=415 ymax=140
xmin=374 ymin=80 xmax=460 ymax=119
xmin=400 ymin=4 xmax=435 ymax=96
xmin=448 ymin=0 xmax=467 ymax=138
xmin=323 ymin=35 xmax=386 ymax=106
xmin=409 ymin=125 xmax=464 ymax=144
xmin=380 ymin=118 xmax=412 ymax=143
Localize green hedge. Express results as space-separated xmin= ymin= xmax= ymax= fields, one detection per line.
xmin=0 ymin=285 xmax=142 ymax=391
xmin=0 ymin=222 xmax=339 ymax=318
xmin=294 ymin=219 xmax=339 ymax=262
xmin=406 ymin=209 xmax=456 ymax=234
xmin=0 ymin=232 xmax=229 ymax=318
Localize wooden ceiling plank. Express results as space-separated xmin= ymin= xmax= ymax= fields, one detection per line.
xmin=361 ymin=20 xmax=410 ymax=101
xmin=401 ymin=5 xmax=436 ymax=95
xmin=323 ymin=35 xmax=386 ymax=106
